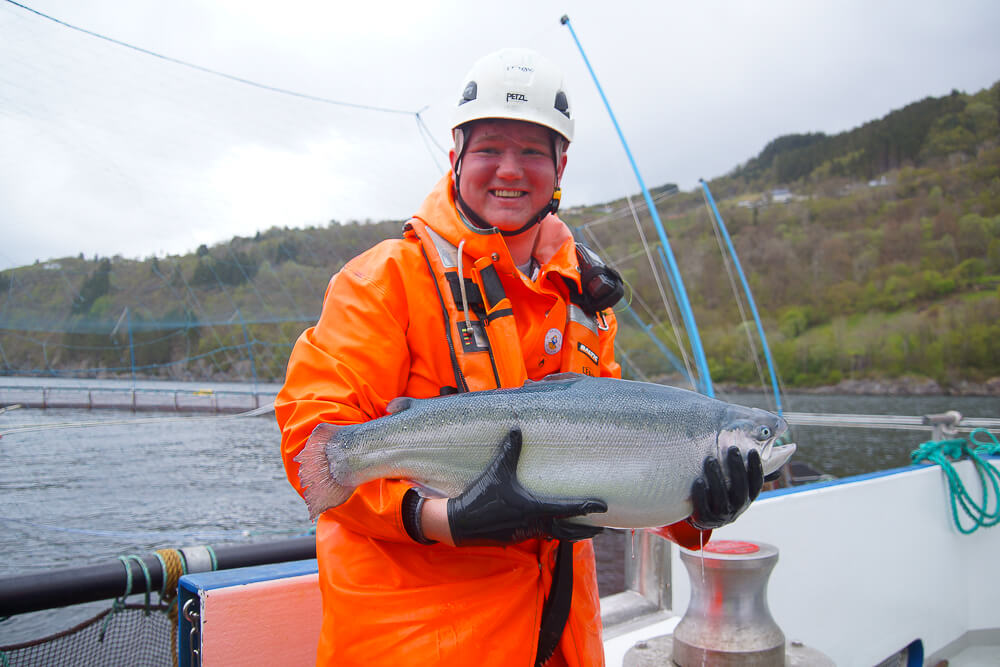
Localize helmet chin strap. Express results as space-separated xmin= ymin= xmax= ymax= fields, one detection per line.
xmin=497 ymin=187 xmax=560 ymax=237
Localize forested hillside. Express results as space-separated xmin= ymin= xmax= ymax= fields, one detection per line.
xmin=2 ymin=82 xmax=998 ymax=392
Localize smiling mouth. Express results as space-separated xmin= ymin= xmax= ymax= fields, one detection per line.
xmin=491 ymin=189 xmax=527 ymax=199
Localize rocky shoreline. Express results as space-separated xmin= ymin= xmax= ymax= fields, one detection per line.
xmin=786 ymin=377 xmax=1000 ymax=396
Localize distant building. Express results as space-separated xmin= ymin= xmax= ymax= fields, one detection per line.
xmin=771 ymin=188 xmax=793 ymax=204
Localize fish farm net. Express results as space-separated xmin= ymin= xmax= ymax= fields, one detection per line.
xmin=0 ymin=604 xmax=174 ymax=667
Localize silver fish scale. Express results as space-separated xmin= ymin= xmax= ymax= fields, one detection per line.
xmin=326 ymin=375 xmax=779 ymax=529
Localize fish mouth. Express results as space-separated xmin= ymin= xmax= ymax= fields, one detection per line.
xmin=763 ymin=442 xmax=796 ymax=477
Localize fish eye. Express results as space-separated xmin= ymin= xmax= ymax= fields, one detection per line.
xmin=757 ymin=425 xmax=772 ymax=440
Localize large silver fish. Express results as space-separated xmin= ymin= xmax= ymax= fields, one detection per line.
xmin=295 ymin=373 xmax=795 ymax=527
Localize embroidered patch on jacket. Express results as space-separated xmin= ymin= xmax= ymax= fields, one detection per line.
xmin=577 ymin=341 xmax=598 ymax=365
xmin=544 ymin=328 xmax=563 ymax=355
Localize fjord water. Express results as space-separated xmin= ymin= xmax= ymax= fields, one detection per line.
xmin=0 ymin=383 xmax=995 ymax=643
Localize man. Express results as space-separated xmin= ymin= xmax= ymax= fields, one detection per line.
xmin=276 ymin=48 xmax=762 ymax=666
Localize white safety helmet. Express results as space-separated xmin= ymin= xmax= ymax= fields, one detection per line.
xmin=451 ymin=48 xmax=574 ymax=143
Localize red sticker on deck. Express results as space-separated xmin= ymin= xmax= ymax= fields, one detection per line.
xmin=704 ymin=540 xmax=760 ymax=554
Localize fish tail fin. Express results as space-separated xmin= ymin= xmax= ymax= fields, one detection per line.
xmin=294 ymin=422 xmax=355 ymax=521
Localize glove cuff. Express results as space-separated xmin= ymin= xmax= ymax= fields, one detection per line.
xmin=402 ymin=489 xmax=438 ymax=545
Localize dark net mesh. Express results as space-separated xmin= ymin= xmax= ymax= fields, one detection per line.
xmin=1 ymin=604 xmax=174 ymax=667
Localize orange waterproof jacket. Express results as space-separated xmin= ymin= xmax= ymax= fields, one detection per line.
xmin=276 ymin=174 xmax=703 ymax=666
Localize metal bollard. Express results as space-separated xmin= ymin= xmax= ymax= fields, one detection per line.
xmin=623 ymin=539 xmax=835 ymax=667
xmin=672 ymin=540 xmax=784 ymax=666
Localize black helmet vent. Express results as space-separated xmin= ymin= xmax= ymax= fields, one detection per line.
xmin=459 ymin=81 xmax=478 ymax=106
xmin=554 ymin=91 xmax=570 ymax=118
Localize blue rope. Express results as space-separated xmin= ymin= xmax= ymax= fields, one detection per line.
xmin=911 ymin=428 xmax=1000 ymax=534
xmin=99 ymin=556 xmax=137 ymax=641
xmin=561 ymin=14 xmax=714 ymax=397
xmin=206 ymin=545 xmax=219 ymax=571
xmin=699 ymin=181 xmax=784 ymax=415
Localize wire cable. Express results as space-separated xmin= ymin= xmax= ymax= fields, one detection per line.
xmin=624 ymin=192 xmax=695 ymax=381
xmin=4 ymin=0 xmax=422 ymax=117
xmin=701 ymin=189 xmax=771 ymax=401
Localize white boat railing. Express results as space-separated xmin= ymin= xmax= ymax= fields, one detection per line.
xmin=784 ymin=411 xmax=1000 ymax=432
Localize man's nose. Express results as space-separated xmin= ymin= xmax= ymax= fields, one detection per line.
xmin=495 ymin=151 xmax=524 ymax=178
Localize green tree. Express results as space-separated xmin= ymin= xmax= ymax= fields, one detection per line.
xmin=72 ymin=258 xmax=112 ymax=315
xmin=956 ymin=213 xmax=992 ymax=259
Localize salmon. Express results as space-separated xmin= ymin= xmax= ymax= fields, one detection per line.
xmin=295 ymin=373 xmax=794 ymax=526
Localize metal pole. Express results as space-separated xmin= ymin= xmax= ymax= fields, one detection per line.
xmin=560 ymin=15 xmax=714 ymax=396
xmin=235 ymin=309 xmax=259 ymax=398
xmin=127 ymin=307 xmax=137 ymax=392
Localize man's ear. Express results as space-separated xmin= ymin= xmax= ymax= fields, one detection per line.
xmin=556 ymin=149 xmax=568 ymax=183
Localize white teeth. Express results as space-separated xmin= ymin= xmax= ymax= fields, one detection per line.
xmin=492 ymin=190 xmax=524 ymax=198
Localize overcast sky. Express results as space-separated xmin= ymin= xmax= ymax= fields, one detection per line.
xmin=1 ymin=0 xmax=998 ymax=271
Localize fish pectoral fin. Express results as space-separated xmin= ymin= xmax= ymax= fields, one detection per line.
xmin=647 ymin=522 xmax=708 ymax=550
xmin=386 ymin=396 xmax=415 ymax=415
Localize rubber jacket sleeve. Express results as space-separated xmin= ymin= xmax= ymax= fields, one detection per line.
xmin=276 ymin=243 xmax=417 ymax=543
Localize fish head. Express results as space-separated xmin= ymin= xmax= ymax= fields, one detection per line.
xmin=717 ymin=406 xmax=795 ymax=477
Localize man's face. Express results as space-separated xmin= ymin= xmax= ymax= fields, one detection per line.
xmin=450 ymin=119 xmax=567 ymax=232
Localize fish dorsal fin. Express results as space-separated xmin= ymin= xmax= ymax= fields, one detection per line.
xmin=516 ymin=372 xmax=589 ymax=395
xmin=386 ymin=396 xmax=415 ymax=415
xmin=525 ymin=372 xmax=588 ymax=385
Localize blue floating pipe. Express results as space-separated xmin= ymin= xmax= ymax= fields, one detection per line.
xmin=561 ymin=15 xmax=713 ymax=396
xmin=699 ymin=180 xmax=783 ymax=415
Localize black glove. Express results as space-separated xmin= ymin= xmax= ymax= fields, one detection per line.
xmin=688 ymin=446 xmax=764 ymax=530
xmin=447 ymin=428 xmax=608 ymax=546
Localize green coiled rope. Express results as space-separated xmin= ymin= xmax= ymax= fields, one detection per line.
xmin=911 ymin=428 xmax=1000 ymax=534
